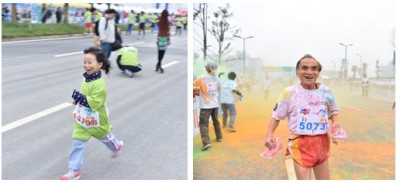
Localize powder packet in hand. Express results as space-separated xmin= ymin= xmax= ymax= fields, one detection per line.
xmin=330 ymin=122 xmax=348 ymax=140
xmin=260 ymin=137 xmax=282 ymax=159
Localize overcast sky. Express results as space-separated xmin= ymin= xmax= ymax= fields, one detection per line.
xmin=195 ymin=0 xmax=396 ymax=76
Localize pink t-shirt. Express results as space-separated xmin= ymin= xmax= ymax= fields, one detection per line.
xmin=272 ymin=83 xmax=338 ymax=135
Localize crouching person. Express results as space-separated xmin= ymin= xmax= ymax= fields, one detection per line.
xmin=116 ymin=46 xmax=142 ymax=77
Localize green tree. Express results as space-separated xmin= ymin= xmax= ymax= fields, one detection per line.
xmin=193 ymin=3 xmax=209 ymax=61
xmin=209 ymin=4 xmax=240 ymax=65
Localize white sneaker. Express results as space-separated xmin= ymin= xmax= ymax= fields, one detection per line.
xmin=111 ymin=141 xmax=124 ymax=158
xmin=126 ymin=70 xmax=134 ymax=78
xmin=60 ymin=169 xmax=81 ymax=180
xmin=201 ymin=144 xmax=211 ymax=151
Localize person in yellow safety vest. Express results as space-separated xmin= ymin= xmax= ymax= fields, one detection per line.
xmin=181 ymin=15 xmax=188 ymax=30
xmin=126 ymin=10 xmax=136 ymax=35
xmin=83 ymin=8 xmax=92 ymax=35
xmin=90 ymin=7 xmax=103 ymax=48
xmin=175 ymin=15 xmax=183 ymax=35
xmin=150 ymin=13 xmax=158 ymax=32
xmin=95 ymin=11 xmax=103 ymax=22
xmin=116 ymin=46 xmax=142 ymax=78
xmin=137 ymin=11 xmax=147 ymax=39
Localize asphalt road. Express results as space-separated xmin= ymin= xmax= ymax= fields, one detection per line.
xmin=2 ymin=31 xmax=188 ymax=180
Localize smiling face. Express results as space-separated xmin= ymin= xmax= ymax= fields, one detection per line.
xmin=296 ymin=57 xmax=320 ymax=89
xmin=83 ymin=53 xmax=102 ymax=75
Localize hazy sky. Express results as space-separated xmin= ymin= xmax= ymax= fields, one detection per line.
xmin=195 ymin=0 xmax=396 ymax=76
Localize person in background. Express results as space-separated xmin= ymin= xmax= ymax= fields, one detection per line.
xmin=99 ymin=9 xmax=117 ymax=59
xmin=175 ymin=15 xmax=183 ymax=35
xmin=137 ymin=11 xmax=147 ymax=40
xmin=361 ymin=74 xmax=369 ymax=96
xmin=83 ymin=8 xmax=92 ymax=35
xmin=116 ymin=46 xmax=142 ymax=78
xmin=126 ymin=10 xmax=136 ymax=35
xmin=263 ymin=76 xmax=272 ymax=99
xmin=91 ymin=7 xmax=103 ymax=48
xmin=220 ymin=72 xmax=243 ymax=132
xmin=55 ymin=7 xmax=62 ymax=23
xmin=155 ymin=10 xmax=171 ymax=73
xmin=193 ymin=62 xmax=223 ymax=151
xmin=149 ymin=13 xmax=158 ymax=32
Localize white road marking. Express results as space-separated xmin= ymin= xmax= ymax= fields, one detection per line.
xmin=285 ymin=157 xmax=297 ymax=180
xmin=2 ymin=103 xmax=73 ymax=133
xmin=53 ymin=42 xmax=145 ymax=58
xmin=162 ymin=61 xmax=179 ymax=68
xmin=2 ymin=36 xmax=87 ymax=44
xmin=54 ymin=51 xmax=82 ymax=58
xmin=126 ymin=42 xmax=144 ymax=46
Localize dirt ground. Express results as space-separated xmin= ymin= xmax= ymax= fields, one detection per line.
xmin=193 ymin=82 xmax=395 ymax=180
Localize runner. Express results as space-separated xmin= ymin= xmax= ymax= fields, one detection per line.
xmin=155 ymin=10 xmax=171 ymax=73
xmin=137 ymin=11 xmax=147 ymax=40
xmin=126 ymin=10 xmax=136 ymax=35
xmin=264 ymin=54 xmax=342 ymax=180
xmin=361 ymin=74 xmax=369 ymax=96
xmin=263 ymin=76 xmax=272 ymax=99
xmin=220 ymin=72 xmax=243 ymax=132
xmin=99 ymin=9 xmax=117 ymax=59
xmin=193 ymin=62 xmax=223 ymax=151
xmin=83 ymin=8 xmax=92 ymax=35
xmin=60 ymin=47 xmax=123 ymax=180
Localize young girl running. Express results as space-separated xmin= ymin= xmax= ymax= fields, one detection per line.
xmin=60 ymin=47 xmax=124 ymax=180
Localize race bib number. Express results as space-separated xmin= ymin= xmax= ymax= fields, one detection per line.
xmin=73 ymin=105 xmax=100 ymax=128
xmin=296 ymin=105 xmax=329 ymax=135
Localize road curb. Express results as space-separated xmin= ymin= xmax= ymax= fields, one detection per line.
xmin=2 ymin=34 xmax=90 ymax=42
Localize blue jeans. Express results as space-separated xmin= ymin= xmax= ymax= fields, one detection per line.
xmin=68 ymin=132 xmax=121 ymax=171
xmin=221 ymin=103 xmax=236 ymax=128
xmin=100 ymin=42 xmax=113 ymax=59
xmin=126 ymin=24 xmax=133 ymax=34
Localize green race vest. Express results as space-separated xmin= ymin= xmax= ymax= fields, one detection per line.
xmin=72 ymin=77 xmax=111 ymax=140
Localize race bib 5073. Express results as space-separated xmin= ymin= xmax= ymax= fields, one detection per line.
xmin=296 ymin=105 xmax=329 ymax=135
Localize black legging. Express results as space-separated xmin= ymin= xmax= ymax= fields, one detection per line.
xmin=156 ymin=49 xmax=166 ymax=72
xmin=116 ymin=56 xmax=141 ymax=73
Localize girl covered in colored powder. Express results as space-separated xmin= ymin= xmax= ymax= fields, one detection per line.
xmin=60 ymin=47 xmax=124 ymax=180
xmin=264 ymin=54 xmax=346 ymax=180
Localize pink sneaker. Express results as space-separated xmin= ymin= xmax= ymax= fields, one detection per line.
xmin=260 ymin=138 xmax=282 ymax=159
xmin=330 ymin=123 xmax=348 ymax=140
xmin=60 ymin=169 xmax=80 ymax=180
xmin=111 ymin=141 xmax=124 ymax=158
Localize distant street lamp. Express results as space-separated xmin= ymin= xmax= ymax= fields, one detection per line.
xmin=339 ymin=43 xmax=353 ymax=79
xmin=234 ymin=35 xmax=254 ymax=78
xmin=356 ymin=53 xmax=362 ymax=77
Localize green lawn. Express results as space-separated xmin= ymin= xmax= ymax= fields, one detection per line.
xmin=2 ymin=22 xmax=131 ymax=38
